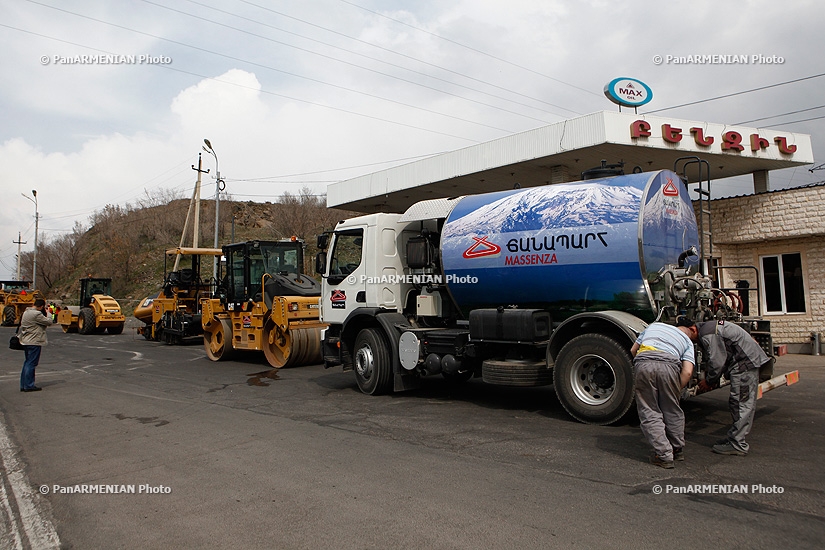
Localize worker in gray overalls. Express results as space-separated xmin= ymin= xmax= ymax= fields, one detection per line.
xmin=697 ymin=320 xmax=772 ymax=456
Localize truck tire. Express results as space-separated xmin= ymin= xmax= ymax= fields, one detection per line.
xmin=482 ymin=359 xmax=551 ymax=387
xmin=2 ymin=306 xmax=15 ymax=326
xmin=78 ymin=308 xmax=96 ymax=335
xmin=553 ymin=334 xmax=634 ymax=425
xmin=353 ymin=328 xmax=393 ymax=395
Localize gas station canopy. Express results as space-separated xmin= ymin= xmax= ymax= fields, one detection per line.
xmin=327 ymin=111 xmax=813 ymax=213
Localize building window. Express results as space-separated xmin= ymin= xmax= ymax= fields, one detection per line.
xmin=760 ymin=253 xmax=805 ymax=314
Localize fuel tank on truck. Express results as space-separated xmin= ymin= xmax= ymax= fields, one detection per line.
xmin=439 ymin=170 xmax=699 ymax=322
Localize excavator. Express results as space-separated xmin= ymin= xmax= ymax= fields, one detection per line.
xmin=201 ymin=239 xmax=324 ymax=368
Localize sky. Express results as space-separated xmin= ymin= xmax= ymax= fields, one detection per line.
xmin=1 ymin=0 xmax=824 ymax=279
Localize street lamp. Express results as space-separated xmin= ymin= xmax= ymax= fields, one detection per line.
xmin=21 ymin=190 xmax=38 ymax=288
xmin=202 ymin=139 xmax=224 ymax=281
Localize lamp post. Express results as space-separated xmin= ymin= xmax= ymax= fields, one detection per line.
xmin=21 ymin=190 xmax=38 ymax=288
xmin=202 ymin=139 xmax=223 ymax=281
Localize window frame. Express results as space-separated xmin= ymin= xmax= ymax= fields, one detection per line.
xmin=759 ymin=252 xmax=806 ymax=315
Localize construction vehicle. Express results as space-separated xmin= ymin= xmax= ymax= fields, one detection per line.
xmin=316 ymin=168 xmax=794 ymax=425
xmin=1 ymin=280 xmax=43 ymax=326
xmin=57 ymin=278 xmax=126 ymax=334
xmin=135 ymin=247 xmax=223 ymax=344
xmin=201 ymin=239 xmax=325 ymax=368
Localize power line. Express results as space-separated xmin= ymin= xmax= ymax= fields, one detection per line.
xmin=736 ymin=104 xmax=825 ymax=125
xmin=337 ymin=0 xmax=600 ymax=99
xmin=644 ymin=72 xmax=825 ymax=114
xmin=138 ymin=0 xmax=549 ymax=128
xmin=763 ymin=114 xmax=825 ymax=128
xmin=178 ymin=0 xmax=575 ymax=119
xmin=3 ymin=19 xmax=478 ymax=143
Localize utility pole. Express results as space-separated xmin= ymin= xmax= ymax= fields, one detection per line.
xmin=174 ymin=154 xmax=209 ymax=271
xmin=202 ymin=139 xmax=223 ymax=281
xmin=21 ymin=190 xmax=38 ymax=288
xmin=13 ymin=232 xmax=26 ymax=280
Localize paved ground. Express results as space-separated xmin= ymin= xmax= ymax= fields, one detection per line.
xmin=1 ymin=325 xmax=824 ymax=549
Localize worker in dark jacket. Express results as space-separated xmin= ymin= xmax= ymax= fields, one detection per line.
xmin=697 ymin=320 xmax=771 ymax=456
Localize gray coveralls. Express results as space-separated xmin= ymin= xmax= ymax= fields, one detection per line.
xmin=699 ymin=321 xmax=770 ymax=454
xmin=634 ymin=351 xmax=685 ymax=461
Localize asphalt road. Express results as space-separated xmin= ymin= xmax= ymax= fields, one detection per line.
xmin=1 ymin=325 xmax=824 ymax=549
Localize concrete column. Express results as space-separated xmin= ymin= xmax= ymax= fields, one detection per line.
xmin=753 ymin=170 xmax=770 ymax=193
xmin=550 ymin=165 xmax=570 ymax=184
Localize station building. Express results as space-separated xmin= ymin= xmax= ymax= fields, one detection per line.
xmin=327 ymin=111 xmax=822 ymax=353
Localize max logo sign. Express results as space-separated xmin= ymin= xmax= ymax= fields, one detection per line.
xmin=463 ymin=236 xmax=501 ymax=259
xmin=662 ymin=178 xmax=679 ymax=196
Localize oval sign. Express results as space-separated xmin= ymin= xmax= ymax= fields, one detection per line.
xmin=604 ymin=77 xmax=653 ymax=107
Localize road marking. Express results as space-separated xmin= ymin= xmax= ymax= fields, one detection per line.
xmin=0 ymin=412 xmax=60 ymax=549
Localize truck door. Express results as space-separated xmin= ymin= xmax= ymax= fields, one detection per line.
xmin=323 ymin=228 xmax=366 ymax=325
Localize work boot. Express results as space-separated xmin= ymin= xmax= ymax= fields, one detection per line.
xmin=712 ymin=442 xmax=747 ymax=456
xmin=672 ymin=447 xmax=685 ymax=461
xmin=650 ymin=454 xmax=674 ymax=469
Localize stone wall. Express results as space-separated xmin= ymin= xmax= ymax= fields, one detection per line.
xmin=695 ymin=184 xmax=825 ymax=350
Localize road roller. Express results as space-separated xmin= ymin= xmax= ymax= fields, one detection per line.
xmin=201 ymin=239 xmax=325 ymax=368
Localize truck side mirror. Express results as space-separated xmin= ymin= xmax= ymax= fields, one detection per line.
xmin=316 ymin=234 xmax=329 ymax=250
xmin=315 ymin=251 xmax=327 ymax=275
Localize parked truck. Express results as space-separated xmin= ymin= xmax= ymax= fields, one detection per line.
xmin=315 ymin=169 xmax=779 ymax=425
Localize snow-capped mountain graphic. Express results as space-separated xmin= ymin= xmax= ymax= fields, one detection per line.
xmin=445 ymin=183 xmax=643 ymax=237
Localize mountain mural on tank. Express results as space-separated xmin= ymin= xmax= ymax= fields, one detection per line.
xmin=443 ymin=182 xmax=643 ymax=239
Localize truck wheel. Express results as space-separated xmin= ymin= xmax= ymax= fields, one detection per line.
xmin=107 ymin=323 xmax=124 ymax=335
xmin=203 ymin=318 xmax=234 ymax=361
xmin=78 ymin=308 xmax=96 ymax=335
xmin=353 ymin=328 xmax=392 ymax=395
xmin=553 ymin=334 xmax=634 ymax=425
xmin=2 ymin=306 xmax=15 ymax=326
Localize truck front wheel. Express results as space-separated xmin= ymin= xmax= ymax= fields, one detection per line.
xmin=553 ymin=334 xmax=634 ymax=425
xmin=353 ymin=328 xmax=392 ymax=395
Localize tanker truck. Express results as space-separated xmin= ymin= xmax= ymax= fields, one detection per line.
xmin=315 ymin=170 xmax=774 ymax=425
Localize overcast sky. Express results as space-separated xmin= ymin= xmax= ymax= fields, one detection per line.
xmin=2 ymin=0 xmax=824 ymax=279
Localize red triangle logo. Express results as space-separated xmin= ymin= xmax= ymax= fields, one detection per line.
xmin=463 ymin=236 xmax=501 ymax=259
xmin=663 ymin=178 xmax=679 ymax=196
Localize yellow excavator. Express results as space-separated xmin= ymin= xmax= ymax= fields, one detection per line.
xmin=134 ymin=247 xmax=223 ymax=344
xmin=57 ymin=278 xmax=125 ymax=334
xmin=201 ymin=239 xmax=324 ymax=368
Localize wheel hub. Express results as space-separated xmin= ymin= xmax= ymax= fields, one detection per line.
xmin=355 ymin=346 xmax=374 ymax=380
xmin=569 ymin=354 xmax=616 ymax=405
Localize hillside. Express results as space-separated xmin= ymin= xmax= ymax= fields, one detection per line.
xmin=20 ymin=191 xmax=355 ymax=315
